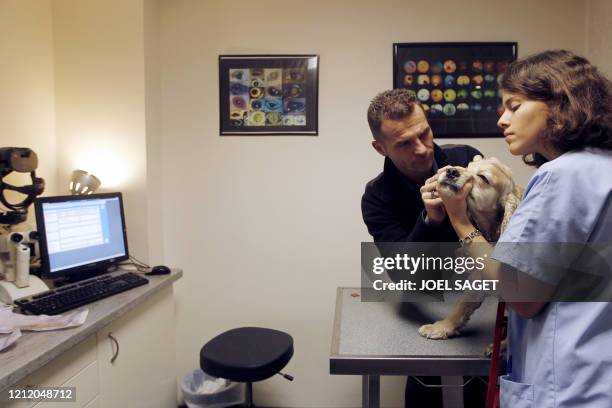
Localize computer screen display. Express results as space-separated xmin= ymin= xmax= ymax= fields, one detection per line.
xmin=35 ymin=193 xmax=129 ymax=278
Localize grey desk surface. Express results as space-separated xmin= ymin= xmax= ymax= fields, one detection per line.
xmin=330 ymin=287 xmax=498 ymax=376
xmin=0 ymin=269 xmax=182 ymax=392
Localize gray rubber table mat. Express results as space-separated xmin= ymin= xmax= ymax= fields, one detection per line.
xmin=335 ymin=288 xmax=498 ymax=357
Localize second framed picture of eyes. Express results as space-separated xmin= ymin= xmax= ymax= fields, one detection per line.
xmin=393 ymin=42 xmax=517 ymax=137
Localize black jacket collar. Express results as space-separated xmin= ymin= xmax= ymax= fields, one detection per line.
xmin=382 ymin=144 xmax=447 ymax=202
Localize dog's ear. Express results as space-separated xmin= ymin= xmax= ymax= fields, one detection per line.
xmin=499 ymin=187 xmax=523 ymax=234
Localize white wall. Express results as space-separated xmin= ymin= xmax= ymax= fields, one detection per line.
xmin=0 ymin=0 xmax=57 ymax=213
xmin=159 ymin=1 xmax=587 ymax=406
xmin=52 ymin=0 xmax=150 ymax=261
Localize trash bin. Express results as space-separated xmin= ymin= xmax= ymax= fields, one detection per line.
xmin=181 ymin=368 xmax=246 ymax=408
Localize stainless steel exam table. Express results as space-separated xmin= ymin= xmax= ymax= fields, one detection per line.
xmin=330 ymin=287 xmax=499 ymax=408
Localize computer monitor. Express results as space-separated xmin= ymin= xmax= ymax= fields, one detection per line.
xmin=34 ymin=192 xmax=129 ymax=280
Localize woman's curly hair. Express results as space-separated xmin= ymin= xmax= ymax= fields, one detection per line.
xmin=501 ymin=50 xmax=612 ymax=167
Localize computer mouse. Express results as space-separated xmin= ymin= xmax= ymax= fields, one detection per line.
xmin=147 ymin=265 xmax=171 ymax=275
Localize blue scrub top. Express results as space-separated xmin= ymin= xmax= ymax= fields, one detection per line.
xmin=492 ymin=148 xmax=612 ymax=408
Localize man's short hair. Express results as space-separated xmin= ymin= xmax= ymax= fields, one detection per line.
xmin=367 ymin=89 xmax=420 ymax=141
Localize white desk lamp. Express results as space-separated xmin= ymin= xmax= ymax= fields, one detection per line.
xmin=69 ymin=170 xmax=101 ymax=195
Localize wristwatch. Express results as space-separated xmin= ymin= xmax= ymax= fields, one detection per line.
xmin=459 ymin=229 xmax=483 ymax=246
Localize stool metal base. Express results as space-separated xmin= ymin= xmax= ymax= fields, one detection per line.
xmin=227 ymin=382 xmax=254 ymax=408
xmin=246 ymin=382 xmax=253 ymax=407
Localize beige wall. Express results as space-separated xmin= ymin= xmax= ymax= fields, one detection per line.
xmin=587 ymin=0 xmax=612 ymax=78
xmin=159 ymin=1 xmax=586 ymax=406
xmin=144 ymin=0 xmax=165 ymax=265
xmin=52 ymin=0 xmax=150 ymax=261
xmin=5 ymin=0 xmax=609 ymax=406
xmin=0 ymin=0 xmax=57 ymax=213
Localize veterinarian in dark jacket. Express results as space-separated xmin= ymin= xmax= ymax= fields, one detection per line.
xmin=361 ymin=89 xmax=484 ymax=408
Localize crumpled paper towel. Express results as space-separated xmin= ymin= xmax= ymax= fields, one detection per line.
xmin=0 ymin=304 xmax=88 ymax=351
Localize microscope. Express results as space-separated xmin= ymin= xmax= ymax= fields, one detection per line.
xmin=0 ymin=147 xmax=48 ymax=304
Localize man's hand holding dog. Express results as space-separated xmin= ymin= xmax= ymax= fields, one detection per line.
xmin=420 ymin=167 xmax=450 ymax=225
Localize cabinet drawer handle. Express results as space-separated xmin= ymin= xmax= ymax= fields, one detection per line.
xmin=108 ymin=332 xmax=120 ymax=363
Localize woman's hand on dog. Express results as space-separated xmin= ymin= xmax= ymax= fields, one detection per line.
xmin=436 ymin=166 xmax=473 ymax=224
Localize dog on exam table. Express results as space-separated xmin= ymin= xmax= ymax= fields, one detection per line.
xmin=417 ymin=155 xmax=523 ymax=342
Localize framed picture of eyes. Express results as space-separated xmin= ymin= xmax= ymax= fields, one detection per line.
xmin=219 ymin=55 xmax=319 ymax=135
xmin=393 ymin=42 xmax=517 ymax=137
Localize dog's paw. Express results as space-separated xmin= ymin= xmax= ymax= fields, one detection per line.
xmin=484 ymin=338 xmax=508 ymax=359
xmin=418 ymin=320 xmax=460 ymax=340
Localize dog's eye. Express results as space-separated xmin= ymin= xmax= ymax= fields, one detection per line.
xmin=478 ymin=174 xmax=490 ymax=184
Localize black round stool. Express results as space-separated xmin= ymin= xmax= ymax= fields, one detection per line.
xmin=200 ymin=327 xmax=294 ymax=407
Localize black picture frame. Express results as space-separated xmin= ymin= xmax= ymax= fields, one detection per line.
xmin=393 ymin=42 xmax=517 ymax=138
xmin=219 ymin=55 xmax=319 ymax=135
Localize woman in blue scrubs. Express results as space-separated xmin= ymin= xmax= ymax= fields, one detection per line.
xmin=439 ymin=50 xmax=612 ymax=407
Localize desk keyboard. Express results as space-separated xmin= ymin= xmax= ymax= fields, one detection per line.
xmin=15 ymin=272 xmax=149 ymax=315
